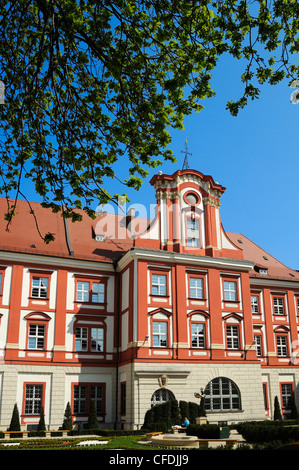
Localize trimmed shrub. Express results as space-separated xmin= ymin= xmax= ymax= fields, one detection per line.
xmin=62 ymin=402 xmax=73 ymax=430
xmin=235 ymin=421 xmax=299 ymax=444
xmin=186 ymin=423 xmax=220 ymax=439
xmin=8 ymin=403 xmax=21 ymax=431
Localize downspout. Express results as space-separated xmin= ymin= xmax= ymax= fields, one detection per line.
xmin=62 ymin=204 xmax=74 ymax=256
xmin=113 ymin=258 xmax=121 ymax=430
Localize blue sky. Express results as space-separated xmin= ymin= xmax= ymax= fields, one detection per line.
xmin=16 ymin=53 xmax=299 ymax=271
xmin=107 ymin=54 xmax=299 ymax=271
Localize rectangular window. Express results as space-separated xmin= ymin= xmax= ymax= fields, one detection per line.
xmin=186 ymin=217 xmax=200 ymax=247
xmin=76 ymin=281 xmax=89 ymax=302
xmin=226 ymin=325 xmax=240 ymax=349
xmin=187 ymin=218 xmax=199 ymax=230
xmin=191 ymin=323 xmax=205 ymax=348
xmin=91 ymin=328 xmax=104 ymax=352
xmin=152 ymin=321 xmax=167 ymax=347
xmin=120 ymin=382 xmax=126 ymax=415
xmin=251 ymin=295 xmax=259 ymax=313
xmin=25 ymin=384 xmax=43 ymax=415
xmin=31 ymin=277 xmax=48 ymax=298
xmin=277 ymin=335 xmax=288 ymax=356
xmin=274 ymin=297 xmax=285 ymax=315
xmin=189 ymin=277 xmax=204 ymax=299
xmin=90 ymin=385 xmax=104 ymax=413
xmin=92 ymin=282 xmax=105 ymax=303
xmin=75 ymin=327 xmax=88 ymax=351
xmin=187 ymin=238 xmax=199 ymax=247
xmin=254 ymin=335 xmax=262 ymax=357
xmin=281 ymin=383 xmax=293 ymax=409
xmin=151 ymin=274 xmax=167 ymax=296
xmin=73 ymin=384 xmax=105 ymax=415
xmin=76 ymin=279 xmax=106 ymax=304
xmin=73 ymin=385 xmax=87 ymax=414
xmin=224 ymin=281 xmax=237 ymax=301
xmin=28 ymin=324 xmax=45 ymax=350
xmin=263 ymin=383 xmax=269 ymax=411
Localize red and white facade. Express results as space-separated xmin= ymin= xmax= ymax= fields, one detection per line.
xmin=0 ymin=168 xmax=298 ymax=430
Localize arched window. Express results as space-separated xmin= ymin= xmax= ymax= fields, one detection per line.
xmin=204 ymin=377 xmax=241 ymax=412
xmin=151 ymin=388 xmax=175 ymax=407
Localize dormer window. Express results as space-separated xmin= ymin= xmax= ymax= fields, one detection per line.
xmin=259 ymin=269 xmax=268 ymax=275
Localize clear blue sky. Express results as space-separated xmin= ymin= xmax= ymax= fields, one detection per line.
xmin=109 ymin=54 xmax=299 ymax=271
xmin=16 ymin=53 xmax=299 ymax=271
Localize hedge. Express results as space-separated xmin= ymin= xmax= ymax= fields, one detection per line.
xmin=186 ymin=424 xmax=220 ymax=439
xmin=235 ymin=421 xmax=299 ymax=444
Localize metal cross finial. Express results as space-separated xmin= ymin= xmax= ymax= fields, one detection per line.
xmin=181 ymin=138 xmax=192 ymax=170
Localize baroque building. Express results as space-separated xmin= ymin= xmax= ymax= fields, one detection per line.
xmin=0 ymin=168 xmax=298 ymax=430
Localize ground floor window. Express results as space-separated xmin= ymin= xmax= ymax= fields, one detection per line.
xmin=204 ymin=377 xmax=241 ymax=412
xmin=24 ymin=384 xmax=43 ymax=415
xmin=72 ymin=383 xmax=105 ymax=416
xmin=151 ymin=388 xmax=175 ymax=407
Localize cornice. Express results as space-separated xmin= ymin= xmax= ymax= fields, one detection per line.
xmin=117 ymin=247 xmax=255 ymax=272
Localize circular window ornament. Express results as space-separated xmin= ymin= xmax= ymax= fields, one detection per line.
xmin=185 ymin=192 xmax=200 ymax=205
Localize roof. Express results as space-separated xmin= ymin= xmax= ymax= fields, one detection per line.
xmin=227 ymin=232 xmax=299 ymax=282
xmin=0 ymin=198 xmax=297 ymax=282
xmin=0 ymin=198 xmax=136 ymax=263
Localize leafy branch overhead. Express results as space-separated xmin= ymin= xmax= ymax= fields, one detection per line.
xmin=0 ymin=0 xmax=298 ymax=229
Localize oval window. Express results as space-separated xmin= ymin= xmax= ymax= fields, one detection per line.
xmin=185 ymin=192 xmax=199 ymax=205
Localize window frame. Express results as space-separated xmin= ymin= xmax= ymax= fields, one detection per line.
xmin=120 ymin=382 xmax=126 ymax=416
xmin=74 ymin=275 xmax=108 ymax=305
xmin=72 ymin=382 xmax=105 ymax=418
xmin=222 ymin=276 xmax=240 ymax=303
xmin=190 ymin=321 xmax=206 ymax=349
xmin=273 ymin=295 xmax=286 ymax=316
xmin=0 ymin=266 xmax=7 ymax=304
xmin=74 ymin=321 xmax=106 ymax=353
xmin=151 ymin=273 xmax=167 ymax=297
xmin=188 ymin=275 xmax=205 ymax=300
xmin=30 ymin=275 xmax=50 ymax=300
xmin=25 ymin=313 xmax=51 ymax=351
xmin=204 ymin=377 xmax=242 ymax=412
xmin=226 ymin=324 xmax=240 ymax=350
xmin=280 ymin=382 xmax=294 ymax=413
xmin=276 ymin=334 xmax=288 ymax=357
xmin=23 ymin=382 xmax=45 ymax=417
xmin=152 ymin=320 xmax=168 ymax=348
xmin=251 ymin=293 xmax=261 ymax=314
xmin=254 ymin=333 xmax=263 ymax=357
xmin=185 ymin=213 xmax=201 ymax=248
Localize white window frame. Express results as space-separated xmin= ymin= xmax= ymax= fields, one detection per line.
xmin=274 ymin=297 xmax=284 ymax=315
xmin=251 ymin=295 xmax=259 ymax=313
xmin=277 ymin=335 xmax=288 ymax=357
xmin=189 ymin=277 xmax=204 ymax=299
xmin=152 ymin=321 xmax=168 ymax=347
xmin=224 ymin=281 xmax=237 ymax=301
xmin=254 ymin=334 xmax=262 ymax=357
xmin=25 ymin=384 xmax=43 ymax=415
xmin=31 ymin=277 xmax=48 ymax=299
xmin=76 ymin=281 xmax=89 ymax=302
xmin=151 ymin=274 xmax=167 ymax=296
xmin=28 ymin=324 xmax=45 ymax=350
xmin=75 ymin=327 xmax=88 ymax=351
xmin=191 ymin=323 xmax=205 ymax=348
xmin=226 ymin=325 xmax=240 ymax=349
xmin=91 ymin=327 xmax=104 ymax=352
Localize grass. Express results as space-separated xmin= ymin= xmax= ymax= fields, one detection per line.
xmin=0 ymin=435 xmax=162 ymax=450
